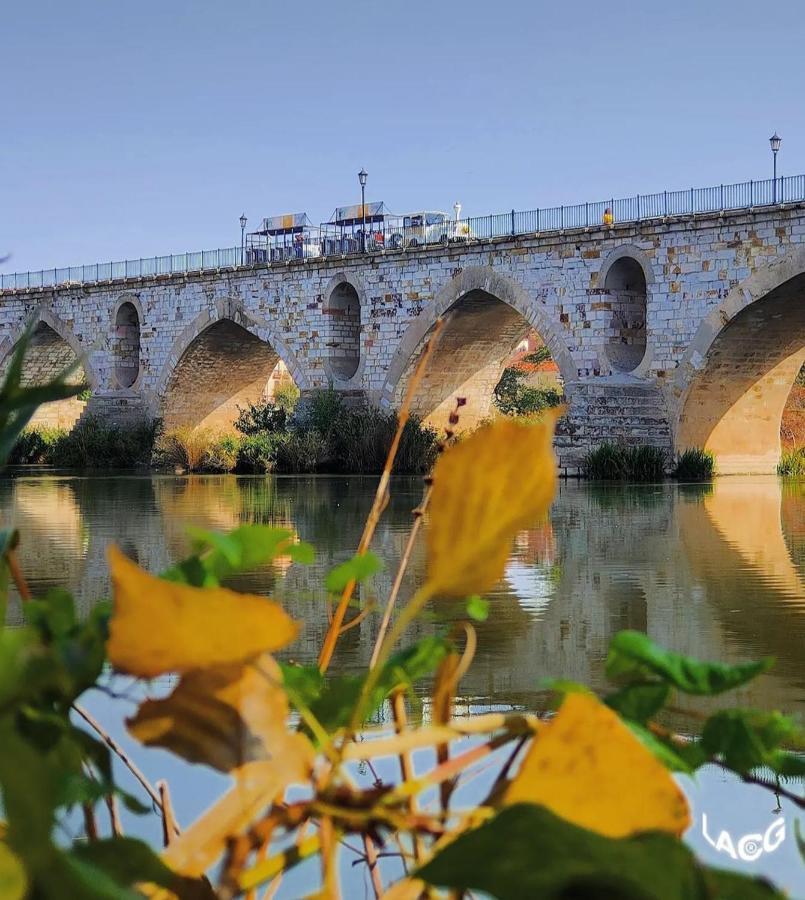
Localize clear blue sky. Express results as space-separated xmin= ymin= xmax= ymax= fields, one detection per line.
xmin=2 ymin=0 xmax=804 ymax=272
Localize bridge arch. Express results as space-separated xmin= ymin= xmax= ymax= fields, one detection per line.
xmin=111 ymin=294 xmax=142 ymax=389
xmin=380 ymin=266 xmax=576 ymax=429
xmin=155 ymin=300 xmax=309 ymax=431
xmin=597 ymin=245 xmax=654 ymax=375
xmin=322 ymin=271 xmax=365 ymax=385
xmin=0 ymin=309 xmax=93 ymax=430
xmin=674 ymin=245 xmax=805 ymax=473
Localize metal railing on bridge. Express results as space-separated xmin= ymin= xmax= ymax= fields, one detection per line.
xmin=3 ymin=174 xmax=805 ymax=292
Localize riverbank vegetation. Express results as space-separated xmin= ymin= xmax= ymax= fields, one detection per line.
xmin=672 ymin=447 xmax=716 ymax=481
xmin=0 ymin=326 xmax=797 ymax=898
xmin=158 ymin=390 xmax=440 ymax=475
xmin=9 ymin=417 xmax=158 ymax=469
xmin=582 ymin=442 xmax=668 ymax=481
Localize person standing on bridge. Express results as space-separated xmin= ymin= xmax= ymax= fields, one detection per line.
xmin=603 ymin=207 xmax=614 ymax=226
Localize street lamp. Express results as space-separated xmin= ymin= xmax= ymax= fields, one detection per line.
xmin=769 ymin=133 xmax=781 ymax=203
xmin=358 ymin=169 xmax=368 ymax=252
xmin=239 ymin=213 xmax=247 ymax=265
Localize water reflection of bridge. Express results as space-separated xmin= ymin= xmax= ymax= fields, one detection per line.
xmin=1 ymin=475 xmax=802 ymax=716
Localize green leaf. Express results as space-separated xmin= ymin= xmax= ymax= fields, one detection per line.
xmin=324 ymin=552 xmax=383 ymax=593
xmin=70 ymin=836 xmax=214 ymax=897
xmin=701 ymin=709 xmax=802 ymax=775
xmin=466 ymin=595 xmax=490 ymax=621
xmin=23 ymin=588 xmax=77 ymax=639
xmin=281 ymin=635 xmax=451 ymax=735
xmin=0 ymin=528 xmax=19 ymax=626
xmin=625 ymin=721 xmax=700 ymax=774
xmin=705 ymin=868 xmax=789 ymax=899
xmin=416 ymin=803 xmax=786 ymax=900
xmin=164 ymin=524 xmax=300 ymax=587
xmin=605 ymin=682 xmax=670 ymax=723
xmin=286 ymin=541 xmax=315 ymax=565
xmin=0 ymin=321 xmax=85 ymax=467
xmin=606 ymin=631 xmax=774 ymax=695
xmin=0 ymin=842 xmax=27 ymax=900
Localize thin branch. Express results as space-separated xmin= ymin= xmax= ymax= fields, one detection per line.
xmin=362 ymin=834 xmax=385 ymax=899
xmin=318 ymin=318 xmax=445 ymax=673
xmin=369 ymin=482 xmax=432 ymax=670
xmin=157 ymin=780 xmax=179 ymax=846
xmin=7 ymin=549 xmax=32 ymax=603
xmin=72 ymin=703 xmax=180 ymax=836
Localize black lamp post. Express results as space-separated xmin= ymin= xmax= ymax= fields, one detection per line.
xmin=240 ymin=213 xmax=247 ymax=265
xmin=770 ymin=133 xmax=781 ymax=203
xmin=358 ymin=169 xmax=368 ymax=252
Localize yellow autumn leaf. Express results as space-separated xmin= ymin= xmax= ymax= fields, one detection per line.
xmin=503 ymin=692 xmax=690 ymax=838
xmin=127 ymin=653 xmax=315 ymax=775
xmin=426 ymin=410 xmax=561 ymax=597
xmin=107 ymin=545 xmax=298 ymax=677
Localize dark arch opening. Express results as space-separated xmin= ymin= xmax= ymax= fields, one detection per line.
xmin=395 ymin=290 xmax=561 ymax=430
xmin=0 ymin=322 xmax=88 ymax=430
xmin=678 ymin=272 xmax=805 ymax=474
xmin=603 ymin=257 xmax=647 ymax=373
xmin=326 ymin=282 xmax=361 ymax=380
xmin=162 ymin=319 xmax=296 ymax=432
xmin=113 ymin=302 xmax=141 ymax=388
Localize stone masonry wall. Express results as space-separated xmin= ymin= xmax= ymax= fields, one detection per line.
xmin=2 ymin=204 xmax=805 ymax=471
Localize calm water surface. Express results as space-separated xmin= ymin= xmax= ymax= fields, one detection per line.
xmin=2 ymin=474 xmax=804 ymax=895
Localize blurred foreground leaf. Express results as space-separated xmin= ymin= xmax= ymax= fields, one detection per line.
xmin=425 ymin=412 xmax=560 ymax=598
xmin=417 ymin=804 xmax=786 ymax=900
xmin=107 ymin=546 xmax=298 ymax=677
xmin=127 ymin=653 xmax=315 ymax=776
xmin=504 ymin=692 xmax=689 ymax=837
xmin=606 ymin=631 xmax=774 ymax=695
xmin=0 ymin=321 xmax=85 ymax=467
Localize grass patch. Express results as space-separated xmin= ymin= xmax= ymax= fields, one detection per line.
xmin=778 ymin=446 xmax=805 ymax=476
xmin=583 ymin=442 xmax=667 ymax=482
xmin=673 ymin=448 xmax=715 ymax=481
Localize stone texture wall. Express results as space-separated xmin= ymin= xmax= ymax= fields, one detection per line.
xmin=2 ymin=204 xmax=805 ymax=471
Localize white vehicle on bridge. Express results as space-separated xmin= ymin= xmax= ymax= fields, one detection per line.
xmin=386 ymin=209 xmax=470 ymax=249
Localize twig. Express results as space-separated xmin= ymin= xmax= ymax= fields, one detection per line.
xmin=106 ymin=793 xmax=123 ymax=837
xmin=72 ymin=703 xmax=180 ymax=836
xmin=157 ymin=780 xmax=179 ymax=846
xmin=318 ymin=318 xmax=444 ymax=673
xmin=369 ymin=483 xmax=432 ymax=670
xmin=362 ymin=834 xmax=385 ymax=899
xmin=339 ymin=601 xmax=375 ymax=636
xmin=392 ymin=691 xmax=425 ymax=864
xmin=7 ymin=549 xmax=31 ymax=603
xmin=82 ymin=802 xmax=98 ymax=841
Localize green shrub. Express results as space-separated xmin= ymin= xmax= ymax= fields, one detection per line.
xmin=304 ymin=387 xmax=345 ymax=438
xmin=200 ymin=435 xmax=239 ymax=473
xmin=8 ymin=426 xmax=67 ymax=464
xmin=493 ymin=367 xmax=563 ymax=417
xmin=234 ymin=400 xmax=288 ymax=436
xmin=673 ymin=448 xmax=715 ymax=481
xmin=583 ymin=442 xmax=667 ymax=482
xmin=778 ymin=446 xmax=805 ymax=476
xmin=156 ymin=427 xmax=212 ymax=471
xmin=236 ymin=432 xmax=285 ymax=473
xmin=276 ymin=429 xmax=328 ymax=473
xmin=273 ymin=381 xmax=300 ymax=414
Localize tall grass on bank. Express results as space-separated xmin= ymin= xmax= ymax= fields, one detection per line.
xmin=672 ymin=448 xmax=715 ymax=481
xmin=583 ymin=442 xmax=667 ymax=482
xmin=9 ymin=418 xmax=157 ymax=469
xmin=778 ymin=446 xmax=805 ymax=476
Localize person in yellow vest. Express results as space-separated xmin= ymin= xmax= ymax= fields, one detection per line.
xmin=603 ymin=207 xmax=614 ymax=226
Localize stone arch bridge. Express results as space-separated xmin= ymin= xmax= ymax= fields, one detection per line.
xmin=3 ymin=202 xmax=805 ymax=474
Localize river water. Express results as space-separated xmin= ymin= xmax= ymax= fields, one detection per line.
xmin=2 ymin=473 xmax=804 ymax=895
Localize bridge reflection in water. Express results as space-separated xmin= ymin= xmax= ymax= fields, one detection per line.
xmin=1 ymin=474 xmax=803 ymax=718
